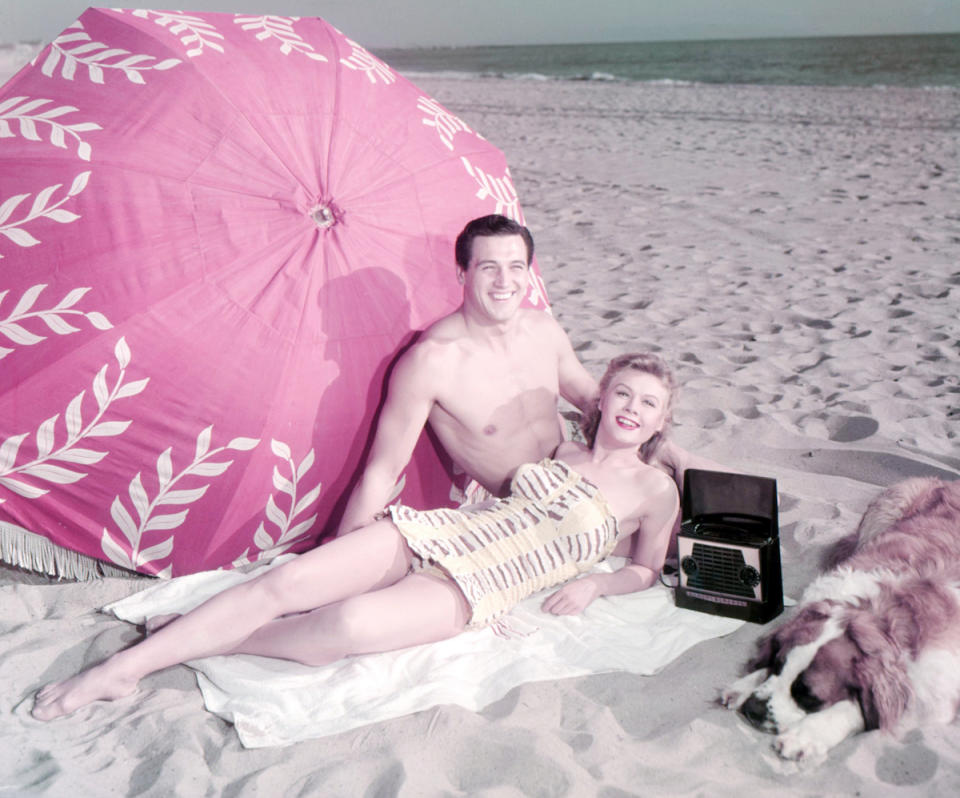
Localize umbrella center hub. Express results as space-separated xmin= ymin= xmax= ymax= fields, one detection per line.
xmin=310 ymin=204 xmax=336 ymax=229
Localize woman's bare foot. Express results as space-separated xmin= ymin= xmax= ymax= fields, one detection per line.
xmin=144 ymin=613 xmax=181 ymax=634
xmin=31 ymin=662 xmax=138 ymax=721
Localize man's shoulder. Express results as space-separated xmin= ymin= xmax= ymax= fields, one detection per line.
xmin=518 ymin=306 xmax=559 ymax=327
xmin=398 ymin=313 xmax=464 ymax=370
xmin=650 ymin=440 xmax=692 ymax=482
xmin=515 ymin=308 xmax=567 ymax=345
xmin=417 ymin=308 xmax=467 ymax=343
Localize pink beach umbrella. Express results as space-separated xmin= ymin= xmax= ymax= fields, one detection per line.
xmin=0 ymin=8 xmax=550 ymax=578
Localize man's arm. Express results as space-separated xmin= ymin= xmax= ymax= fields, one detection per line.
xmin=655 ymin=439 xmax=730 ymax=495
xmin=549 ymin=316 xmax=598 ymax=414
xmin=335 ymin=345 xmax=437 ymax=536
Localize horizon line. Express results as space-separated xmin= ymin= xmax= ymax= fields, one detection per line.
xmin=368 ymin=29 xmax=960 ymax=51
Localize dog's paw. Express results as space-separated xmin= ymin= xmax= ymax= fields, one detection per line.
xmin=718 ymin=670 xmax=766 ymax=710
xmin=718 ymin=685 xmax=745 ymax=709
xmin=773 ymin=727 xmax=829 ymax=762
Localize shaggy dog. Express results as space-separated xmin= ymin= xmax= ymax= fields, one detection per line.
xmin=720 ymin=477 xmax=960 ymax=761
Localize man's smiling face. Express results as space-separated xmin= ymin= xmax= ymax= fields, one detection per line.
xmin=460 ymin=234 xmax=530 ymax=324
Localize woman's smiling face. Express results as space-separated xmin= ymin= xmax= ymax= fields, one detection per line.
xmin=597 ymin=368 xmax=671 ymax=448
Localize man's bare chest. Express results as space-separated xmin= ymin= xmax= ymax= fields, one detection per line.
xmin=431 ymin=353 xmax=559 ymax=435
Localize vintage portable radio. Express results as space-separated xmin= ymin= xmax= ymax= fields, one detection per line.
xmin=675 ymin=469 xmax=783 ymax=624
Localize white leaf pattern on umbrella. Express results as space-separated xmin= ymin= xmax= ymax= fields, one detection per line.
xmin=135 ymin=536 xmax=174 ymax=568
xmin=0 ymin=96 xmax=101 ymax=160
xmin=417 ymin=96 xmax=474 ymax=151
xmin=86 ymin=420 xmax=132 ymax=437
xmin=123 ymin=9 xmax=226 ymax=58
xmin=233 ymin=440 xmax=322 ymax=567
xmin=0 ymin=337 xmax=146 ymax=501
xmin=340 ymin=38 xmax=395 ymax=84
xmin=460 ymin=157 xmax=523 ymax=223
xmin=195 ymin=425 xmax=212 ymax=460
xmin=0 ymin=435 xmax=28 ymax=473
xmin=156 ymin=448 xmax=174 ymax=489
xmin=101 ymin=426 xmax=261 ymax=574
xmin=0 ymin=283 xmax=113 ymax=360
xmin=233 ymin=16 xmax=328 ymax=62
xmin=18 ymin=462 xmax=85 ymax=483
xmin=40 ymin=21 xmax=182 ymax=84
xmin=128 ymin=473 xmax=150 ymax=522
xmin=92 ymin=363 xmax=109 ymax=409
xmin=0 ymin=172 xmax=90 ymax=259
xmin=35 ymin=414 xmax=57 ymax=458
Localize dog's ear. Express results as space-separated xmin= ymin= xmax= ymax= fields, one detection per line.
xmin=747 ymin=632 xmax=778 ymax=672
xmin=849 ymin=614 xmax=911 ymax=731
xmin=747 ymin=602 xmax=834 ymax=673
xmin=822 ymin=532 xmax=859 ymax=569
xmin=748 ymin=616 xmax=820 ymax=672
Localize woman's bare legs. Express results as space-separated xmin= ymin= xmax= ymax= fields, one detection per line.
xmin=223 ymin=572 xmax=470 ymax=664
xmin=144 ymin=613 xmax=179 ymax=633
xmin=32 ymin=519 xmax=419 ymax=720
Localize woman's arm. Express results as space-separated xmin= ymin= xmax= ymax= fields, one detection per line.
xmin=541 ymin=472 xmax=679 ymax=615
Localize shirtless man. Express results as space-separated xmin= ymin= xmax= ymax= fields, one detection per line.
xmin=337 ymin=214 xmax=704 ymax=537
xmin=337 ymin=214 xmax=594 ymax=534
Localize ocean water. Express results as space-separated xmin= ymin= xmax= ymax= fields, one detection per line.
xmin=377 ymin=33 xmax=960 ymax=88
xmin=2 ymin=33 xmax=958 ymax=89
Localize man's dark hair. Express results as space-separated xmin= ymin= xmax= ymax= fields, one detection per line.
xmin=454 ymin=215 xmax=534 ymax=269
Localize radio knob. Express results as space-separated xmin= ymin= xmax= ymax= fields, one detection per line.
xmin=739 ymin=565 xmax=761 ymax=587
xmin=680 ymin=556 xmax=699 ymax=577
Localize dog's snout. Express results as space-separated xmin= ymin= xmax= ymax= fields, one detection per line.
xmin=738 ymin=694 xmax=771 ymax=729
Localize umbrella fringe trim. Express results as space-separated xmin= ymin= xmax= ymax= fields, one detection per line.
xmin=0 ymin=521 xmax=141 ymax=581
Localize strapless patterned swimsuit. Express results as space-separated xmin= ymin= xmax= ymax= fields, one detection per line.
xmin=389 ymin=458 xmax=620 ymax=628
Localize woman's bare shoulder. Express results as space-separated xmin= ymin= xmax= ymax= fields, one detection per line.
xmin=643 ymin=462 xmax=678 ymax=493
xmin=633 ymin=462 xmax=680 ymax=513
xmin=555 ymin=440 xmax=589 ymax=461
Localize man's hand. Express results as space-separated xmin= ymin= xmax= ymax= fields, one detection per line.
xmin=541 ymin=577 xmax=600 ymax=615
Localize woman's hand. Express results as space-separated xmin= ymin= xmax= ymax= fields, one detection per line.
xmin=541 ymin=577 xmax=600 ymax=615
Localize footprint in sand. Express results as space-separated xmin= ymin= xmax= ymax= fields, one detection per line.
xmin=792 ymin=517 xmax=847 ymax=547
xmin=686 ymin=408 xmax=726 ymax=429
xmin=825 ymin=414 xmax=879 ymax=442
xmin=875 ymin=733 xmax=939 ymax=786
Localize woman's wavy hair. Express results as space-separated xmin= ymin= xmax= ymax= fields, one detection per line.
xmin=580 ymin=352 xmax=677 ymax=463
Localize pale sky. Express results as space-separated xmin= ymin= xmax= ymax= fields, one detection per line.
xmin=2 ymin=0 xmax=959 ymax=47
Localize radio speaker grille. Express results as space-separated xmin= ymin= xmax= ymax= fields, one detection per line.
xmin=674 ymin=469 xmax=783 ymax=624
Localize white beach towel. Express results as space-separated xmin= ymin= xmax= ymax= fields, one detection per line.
xmin=105 ymin=555 xmax=742 ymax=748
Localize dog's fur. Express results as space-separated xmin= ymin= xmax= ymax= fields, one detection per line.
xmin=720 ymin=477 xmax=960 ymax=761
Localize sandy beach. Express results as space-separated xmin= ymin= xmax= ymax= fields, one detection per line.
xmin=3 ymin=74 xmax=959 ymax=795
